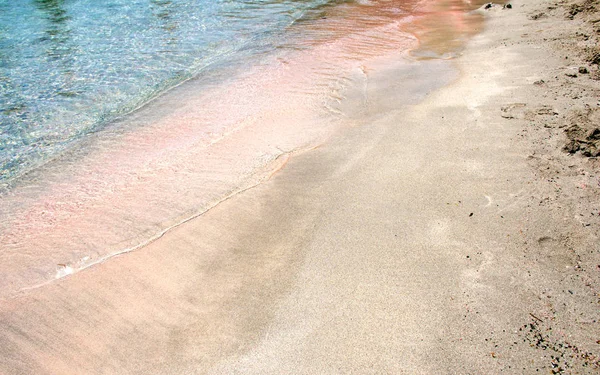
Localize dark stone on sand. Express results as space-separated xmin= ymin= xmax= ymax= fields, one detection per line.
xmin=579 ymin=141 xmax=600 ymax=157
xmin=566 ymin=124 xmax=585 ymax=140
xmin=568 ymin=4 xmax=583 ymax=19
xmin=566 ymin=73 xmax=578 ymax=78
xmin=564 ymin=141 xmax=580 ymax=153
xmin=530 ymin=12 xmax=547 ymax=20
xmin=587 ymin=128 xmax=600 ymax=140
xmin=579 ymin=67 xmax=589 ymax=74
xmin=536 ymin=106 xmax=558 ymax=116
xmin=582 ymin=143 xmax=600 ymax=157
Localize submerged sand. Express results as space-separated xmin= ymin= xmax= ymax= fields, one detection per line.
xmin=1 ymin=0 xmax=600 ymax=373
xmin=0 ymin=0 xmax=483 ymax=300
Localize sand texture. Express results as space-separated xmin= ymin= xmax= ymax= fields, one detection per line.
xmin=1 ymin=0 xmax=600 ymax=374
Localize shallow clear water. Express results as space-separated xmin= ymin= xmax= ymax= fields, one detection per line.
xmin=0 ymin=0 xmax=488 ymax=299
xmin=0 ymin=0 xmax=343 ymax=182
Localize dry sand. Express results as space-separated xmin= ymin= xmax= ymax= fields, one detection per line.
xmin=1 ymin=0 xmax=600 ymax=374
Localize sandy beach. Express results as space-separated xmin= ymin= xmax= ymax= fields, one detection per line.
xmin=1 ymin=0 xmax=599 ymax=373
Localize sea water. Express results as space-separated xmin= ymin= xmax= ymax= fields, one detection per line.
xmin=0 ymin=0 xmax=348 ymax=183
xmin=0 ymin=0 xmax=485 ymax=298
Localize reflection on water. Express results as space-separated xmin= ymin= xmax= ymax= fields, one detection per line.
xmin=34 ymin=0 xmax=77 ymax=100
xmin=280 ymin=0 xmax=486 ymax=58
xmin=150 ymin=0 xmax=179 ymax=43
xmin=35 ymin=0 xmax=71 ymax=59
xmin=407 ymin=0 xmax=489 ymax=59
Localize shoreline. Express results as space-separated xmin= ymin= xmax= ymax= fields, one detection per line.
xmin=0 ymin=0 xmax=485 ymax=300
xmin=1 ymin=0 xmax=599 ymax=373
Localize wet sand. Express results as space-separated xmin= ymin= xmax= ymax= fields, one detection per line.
xmin=2 ymin=0 xmax=600 ymax=373
xmin=1 ymin=0 xmax=477 ymax=300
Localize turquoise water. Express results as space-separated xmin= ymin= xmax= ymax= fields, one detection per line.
xmin=0 ymin=0 xmax=342 ymax=183
xmin=1 ymin=0 xmax=492 ymax=301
